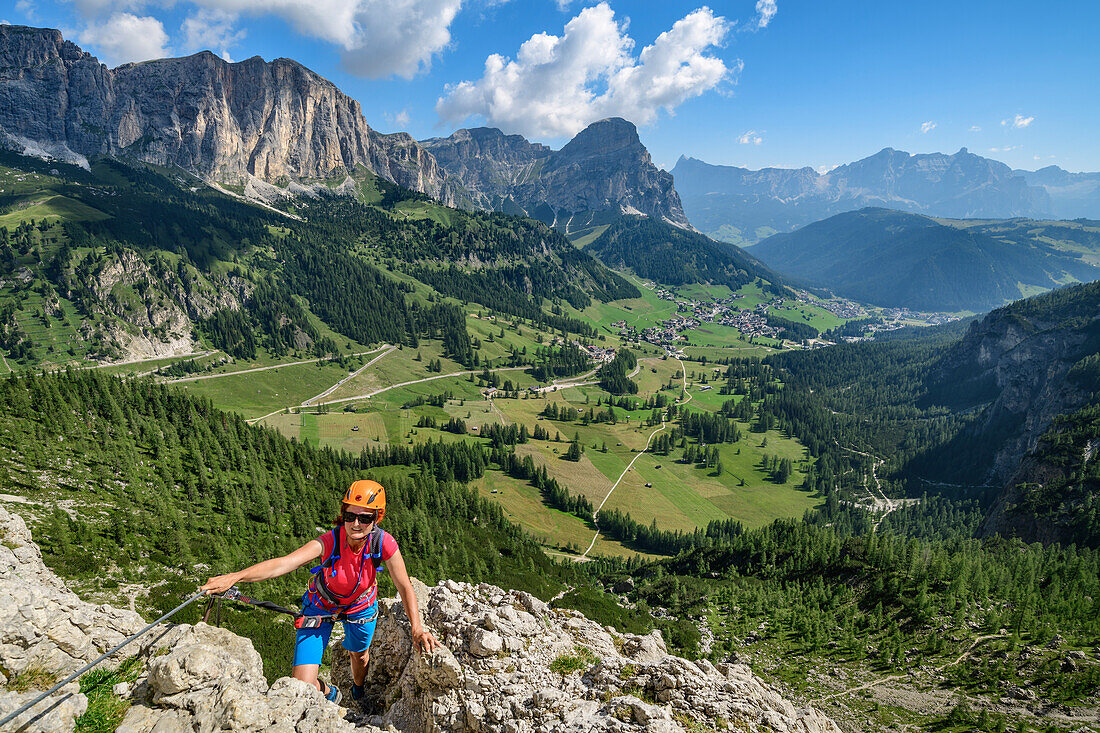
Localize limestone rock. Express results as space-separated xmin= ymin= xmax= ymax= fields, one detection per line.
xmin=422 ymin=119 xmax=690 ymax=234
xmin=0 ymin=25 xmax=454 ymax=204
xmin=0 ymin=683 xmax=86 ymax=733
xmin=335 ymin=578 xmax=842 ymax=733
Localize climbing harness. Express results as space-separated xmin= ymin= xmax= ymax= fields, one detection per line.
xmin=0 ymin=591 xmax=207 ymax=729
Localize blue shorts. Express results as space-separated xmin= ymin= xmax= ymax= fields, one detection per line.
xmin=291 ymin=594 xmax=378 ymax=668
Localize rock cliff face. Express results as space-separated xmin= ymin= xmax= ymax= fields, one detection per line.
xmin=423 ymin=119 xmax=690 ymax=233
xmin=0 ymin=503 xmax=840 ymax=732
xmin=925 ymin=300 xmax=1097 ymax=484
xmin=912 ymin=282 xmax=1100 ymax=543
xmin=0 ymin=25 xmax=453 ymax=202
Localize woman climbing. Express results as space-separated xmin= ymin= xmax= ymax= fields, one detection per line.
xmin=200 ymin=479 xmax=440 ymax=704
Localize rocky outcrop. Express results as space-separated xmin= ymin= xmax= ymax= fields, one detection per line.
xmin=1 ymin=502 xmax=839 ymax=732
xmin=117 ymin=623 xmax=367 ymax=733
xmin=336 ymin=578 xmax=840 ymax=733
xmin=0 ymin=504 xmax=146 ymax=732
xmin=924 ymin=293 xmax=1098 ymax=484
xmin=0 ymin=502 xmax=366 ymax=733
xmin=0 ymin=25 xmax=454 ymax=203
xmin=422 ymin=119 xmax=690 ymax=233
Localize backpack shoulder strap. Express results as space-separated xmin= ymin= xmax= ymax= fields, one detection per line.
xmin=369 ymin=527 xmax=384 ymax=571
xmin=310 ymin=526 xmax=342 ymax=576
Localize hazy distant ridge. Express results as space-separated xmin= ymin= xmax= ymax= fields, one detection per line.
xmin=672 ymin=147 xmax=1099 ymax=244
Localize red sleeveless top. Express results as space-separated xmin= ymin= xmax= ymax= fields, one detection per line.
xmin=308 ymin=528 xmax=398 ymax=613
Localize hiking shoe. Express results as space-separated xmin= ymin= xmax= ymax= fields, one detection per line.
xmin=320 ymin=678 xmax=342 ymax=705
xmin=351 ymin=682 xmax=364 ymax=702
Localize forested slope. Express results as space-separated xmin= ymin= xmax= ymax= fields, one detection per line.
xmin=0 ymin=149 xmax=637 ymax=368
xmin=585 ymin=216 xmax=784 ymax=294
xmin=750 ymin=208 xmax=1100 ymax=311
xmin=0 ymin=369 xmax=578 ymax=674
xmin=757 ymin=282 xmax=1100 ymax=547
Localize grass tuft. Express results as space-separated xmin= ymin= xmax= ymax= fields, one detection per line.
xmin=5 ymin=667 xmax=58 ymax=692
xmin=74 ymin=656 xmax=143 ymax=733
xmin=549 ymin=647 xmax=600 ymax=675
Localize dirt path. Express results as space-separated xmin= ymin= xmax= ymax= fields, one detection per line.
xmin=163 ymin=347 xmax=388 ymax=385
xmin=301 ymin=345 xmax=396 ymax=406
xmin=816 ymin=634 xmax=1007 ymax=703
xmin=675 ymin=355 xmax=691 ymax=405
xmin=532 ymin=362 xmax=640 ymax=394
xmin=580 ymin=356 xmax=686 ymax=558
xmin=834 ymin=441 xmax=909 ymax=531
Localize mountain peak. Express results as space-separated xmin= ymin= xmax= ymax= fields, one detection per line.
xmin=422 ymin=117 xmax=687 ymax=231
xmin=559 ymin=117 xmax=641 ymax=158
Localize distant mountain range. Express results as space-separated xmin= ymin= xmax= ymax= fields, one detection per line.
xmin=422 ymin=118 xmax=689 ymax=234
xmin=673 ymin=149 xmax=1099 ymax=245
xmin=1015 ymin=166 xmax=1100 ymax=219
xmin=749 ymin=208 xmax=1100 ymax=312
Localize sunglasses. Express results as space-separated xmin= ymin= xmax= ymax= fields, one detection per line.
xmin=343 ymin=510 xmax=377 ymax=525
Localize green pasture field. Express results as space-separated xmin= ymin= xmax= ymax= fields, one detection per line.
xmin=248 ymin=342 xmax=819 ymax=556
xmin=568 ymin=224 xmax=610 ymax=248
xmin=487 ymin=375 xmax=820 ymax=533
xmin=682 ymin=344 xmax=777 ymax=362
xmin=391 ymin=200 xmax=455 ymax=227
xmin=0 ymin=194 xmax=110 ymax=227
xmin=175 ymin=360 xmax=356 ymax=418
xmin=471 ymin=469 xmax=656 ymax=560
xmin=768 ymin=300 xmax=846 ymax=331
xmin=576 ymin=284 xmax=680 ymax=334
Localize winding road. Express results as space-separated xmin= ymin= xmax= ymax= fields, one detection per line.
xmin=835 ymin=441 xmax=910 ymax=531
xmin=300 ymin=345 xmax=396 ymax=406
xmin=246 ymin=364 xmax=530 ymax=424
xmin=163 ymin=346 xmax=389 ymax=385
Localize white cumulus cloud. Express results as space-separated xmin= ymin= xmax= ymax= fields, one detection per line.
xmin=738 ymin=130 xmax=763 ymax=145
xmin=920 ymin=120 xmax=936 ymax=134
xmin=436 ymin=3 xmax=733 ymax=139
xmin=181 ymin=8 xmax=246 ymax=58
xmin=77 ymin=12 xmax=169 ymax=66
xmin=183 ymin=0 xmax=462 ymax=79
xmin=988 ymin=145 xmax=1020 ymax=153
xmin=1001 ymin=114 xmax=1034 ymax=128
xmin=754 ymin=0 xmax=776 ymax=29
xmin=969 ymin=125 xmax=981 ymax=132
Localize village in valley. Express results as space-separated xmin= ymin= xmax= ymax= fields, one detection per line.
xmin=611 ymin=282 xmax=960 ymax=350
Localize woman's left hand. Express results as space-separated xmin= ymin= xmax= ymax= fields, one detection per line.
xmin=412 ymin=628 xmax=441 ymax=654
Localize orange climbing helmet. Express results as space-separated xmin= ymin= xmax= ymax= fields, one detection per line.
xmin=343 ymin=479 xmax=386 ymax=522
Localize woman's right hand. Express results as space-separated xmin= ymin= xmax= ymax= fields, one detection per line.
xmin=200 ymin=572 xmax=241 ymax=595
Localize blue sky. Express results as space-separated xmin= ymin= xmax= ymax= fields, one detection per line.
xmin=4 ymin=0 xmax=1098 ymax=172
